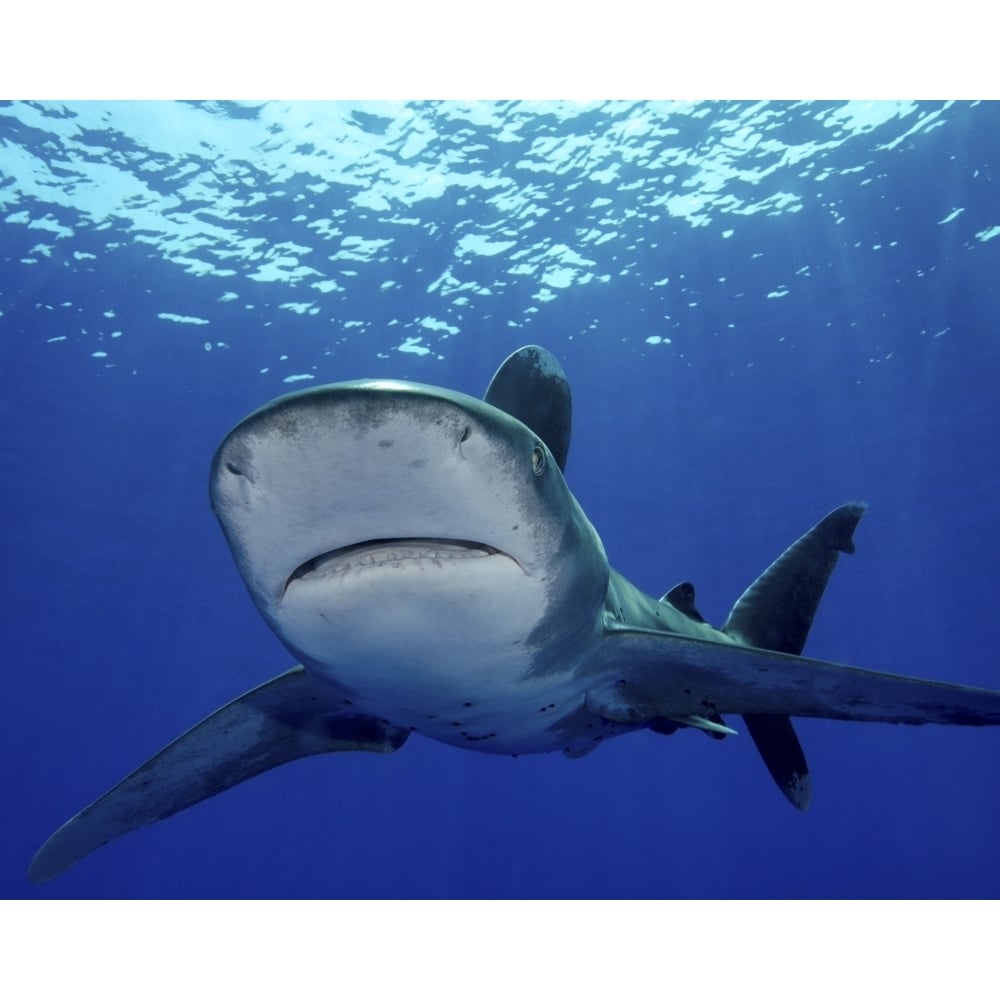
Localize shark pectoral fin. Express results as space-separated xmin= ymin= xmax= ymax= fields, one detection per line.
xmin=29 ymin=666 xmax=408 ymax=883
xmin=742 ymin=713 xmax=811 ymax=810
xmin=587 ymin=626 xmax=1000 ymax=728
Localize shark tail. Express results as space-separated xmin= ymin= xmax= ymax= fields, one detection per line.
xmin=722 ymin=502 xmax=869 ymax=809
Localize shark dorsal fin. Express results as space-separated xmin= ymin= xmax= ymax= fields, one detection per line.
xmin=484 ymin=345 xmax=572 ymax=472
xmin=661 ymin=581 xmax=706 ymax=623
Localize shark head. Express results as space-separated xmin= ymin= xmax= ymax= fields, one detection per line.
xmin=209 ymin=375 xmax=609 ymax=714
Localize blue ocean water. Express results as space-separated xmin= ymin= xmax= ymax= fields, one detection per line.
xmin=3 ymin=99 xmax=999 ymax=899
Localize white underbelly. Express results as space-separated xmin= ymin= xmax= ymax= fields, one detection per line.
xmin=302 ymin=643 xmax=593 ymax=755
xmin=275 ymin=550 xmax=611 ymax=753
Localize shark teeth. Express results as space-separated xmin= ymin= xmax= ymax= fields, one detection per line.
xmin=286 ymin=538 xmax=503 ymax=587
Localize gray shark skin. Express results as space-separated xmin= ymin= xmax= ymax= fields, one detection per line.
xmin=29 ymin=345 xmax=1000 ymax=882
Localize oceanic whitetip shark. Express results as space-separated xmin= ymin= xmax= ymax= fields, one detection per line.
xmin=29 ymin=345 xmax=1000 ymax=881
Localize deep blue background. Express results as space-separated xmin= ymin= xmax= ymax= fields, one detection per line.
xmin=3 ymin=100 xmax=999 ymax=897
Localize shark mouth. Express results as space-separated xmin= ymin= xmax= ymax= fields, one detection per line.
xmin=285 ymin=538 xmax=519 ymax=592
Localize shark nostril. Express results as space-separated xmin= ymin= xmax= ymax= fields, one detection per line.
xmin=459 ymin=425 xmax=471 ymax=444
xmin=226 ymin=461 xmax=244 ymax=477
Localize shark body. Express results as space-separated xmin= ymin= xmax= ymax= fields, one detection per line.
xmin=29 ymin=345 xmax=1000 ymax=881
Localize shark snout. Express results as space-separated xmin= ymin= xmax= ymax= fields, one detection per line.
xmin=210 ymin=380 xmax=566 ymax=606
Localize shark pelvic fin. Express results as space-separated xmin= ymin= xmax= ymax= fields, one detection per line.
xmin=667 ymin=714 xmax=739 ymax=737
xmin=661 ymin=582 xmax=706 ymax=623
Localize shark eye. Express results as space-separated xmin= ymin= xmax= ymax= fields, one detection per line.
xmin=531 ymin=444 xmax=546 ymax=476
